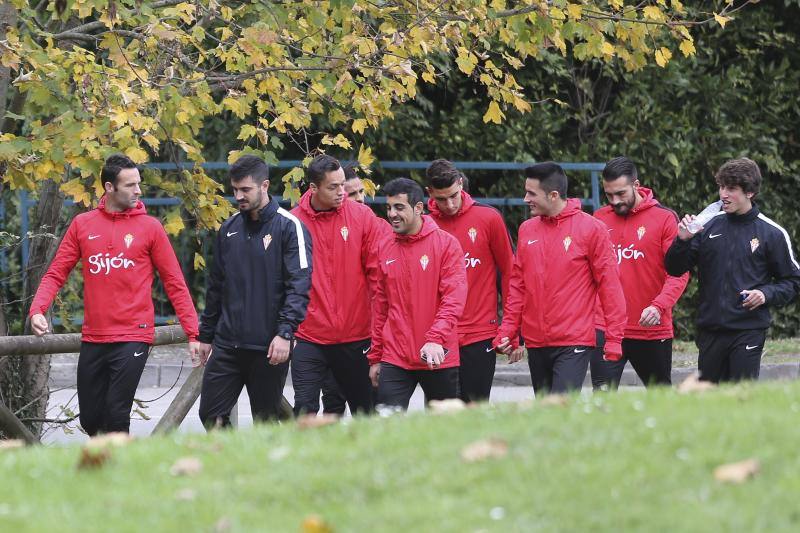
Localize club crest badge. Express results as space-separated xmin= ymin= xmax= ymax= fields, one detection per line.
xmin=563 ymin=236 xmax=572 ymax=252
xmin=750 ymin=237 xmax=759 ymax=253
xmin=263 ymin=234 xmax=272 ymax=251
xmin=637 ymin=226 xmax=646 ymax=241
xmin=468 ymin=227 xmax=477 ymax=244
xmin=420 ymin=254 xmax=429 ymax=271
xmin=341 ymin=226 xmax=349 ymax=242
xmin=124 ymin=233 xmax=134 ymax=249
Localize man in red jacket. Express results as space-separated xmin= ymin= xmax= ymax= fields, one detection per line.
xmin=291 ymin=154 xmax=385 ymax=416
xmin=426 ymin=160 xmax=519 ymax=402
xmin=592 ymin=157 xmax=689 ymax=389
xmin=369 ymin=178 xmax=467 ymax=409
xmin=29 ymin=154 xmax=199 ymax=435
xmin=495 ymin=162 xmax=626 ymax=395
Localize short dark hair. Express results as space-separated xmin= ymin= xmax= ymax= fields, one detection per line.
xmin=230 ymin=155 xmax=269 ymax=185
xmin=426 ymin=159 xmax=467 ymax=189
xmin=715 ymin=158 xmax=762 ymax=197
xmin=524 ymin=162 xmax=568 ymax=198
xmin=602 ymin=156 xmax=638 ymax=183
xmin=306 ymin=154 xmax=341 ymax=186
xmin=383 ymin=177 xmax=423 ymax=207
xmin=343 ymin=164 xmax=358 ymax=181
xmin=101 ymin=154 xmax=138 ymax=187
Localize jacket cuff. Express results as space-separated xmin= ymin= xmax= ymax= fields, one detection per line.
xmin=425 ymin=333 xmax=445 ymax=345
xmin=197 ymin=331 xmax=214 ymax=344
xmin=277 ymin=323 xmax=294 ymax=339
xmin=603 ymin=340 xmax=623 ymax=358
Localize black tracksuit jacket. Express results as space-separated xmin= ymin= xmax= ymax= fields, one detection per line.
xmin=198 ymin=196 xmax=313 ymax=350
xmin=665 ymin=205 xmax=800 ymax=332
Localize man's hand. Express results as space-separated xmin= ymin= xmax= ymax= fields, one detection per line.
xmin=369 ymin=364 xmax=381 ymax=388
xmin=603 ymin=350 xmax=622 ymax=362
xmin=508 ymin=346 xmax=526 ymax=364
xmin=190 ymin=342 xmax=211 ymax=367
xmin=494 ymin=337 xmax=513 ymax=355
xmin=30 ymin=314 xmax=49 ymax=336
xmin=420 ymin=342 xmax=445 ymax=368
xmin=740 ymin=289 xmax=766 ymax=311
xmin=677 ymin=214 xmax=699 ymax=241
xmin=639 ymin=306 xmax=662 ymax=327
xmin=268 ymin=336 xmax=291 ymax=365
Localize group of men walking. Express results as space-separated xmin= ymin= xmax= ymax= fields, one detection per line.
xmin=28 ymin=152 xmax=800 ymax=435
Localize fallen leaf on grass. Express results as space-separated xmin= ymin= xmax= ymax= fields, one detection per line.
xmin=175 ymin=488 xmax=196 ymax=501
xmin=214 ymin=517 xmax=232 ymax=532
xmin=297 ymin=414 xmax=339 ymax=430
xmin=77 ymin=446 xmax=111 ymax=470
xmin=170 ymin=456 xmax=203 ymax=477
xmin=713 ymin=458 xmax=760 ymax=484
xmin=428 ymin=398 xmax=466 ymax=413
xmin=538 ymin=395 xmax=568 ymax=407
xmin=461 ymin=438 xmax=509 ymax=463
xmin=677 ymin=372 xmax=716 ymax=394
xmin=301 ymin=514 xmax=333 ymax=533
xmin=0 ymin=440 xmax=25 ymax=451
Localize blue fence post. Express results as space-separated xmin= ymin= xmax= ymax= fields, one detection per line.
xmin=591 ymin=170 xmax=600 ymax=212
xmin=20 ymin=190 xmax=29 ymax=267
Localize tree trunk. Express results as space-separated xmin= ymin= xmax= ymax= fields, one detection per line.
xmin=0 ymin=179 xmax=64 ymax=437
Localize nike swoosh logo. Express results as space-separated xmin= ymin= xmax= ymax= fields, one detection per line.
xmin=574 ymin=348 xmax=586 ymax=353
xmin=527 ymin=240 xmax=538 ymax=245
xmin=227 ymin=231 xmax=238 ymax=237
xmin=485 ymin=346 xmax=495 ymax=353
xmin=745 ymin=345 xmax=759 ymax=350
xmin=709 ymin=233 xmax=722 ymax=239
xmin=133 ymin=351 xmax=143 ymax=357
xmin=362 ymin=347 xmax=370 ymax=354
xmin=385 ymin=259 xmax=396 ymax=265
xmin=88 ymin=234 xmax=100 ymax=240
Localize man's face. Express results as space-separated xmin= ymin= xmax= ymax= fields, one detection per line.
xmin=427 ymin=179 xmax=463 ymax=216
xmin=719 ymin=184 xmax=752 ymax=215
xmin=344 ymin=177 xmax=365 ymax=203
xmin=603 ymin=176 xmax=639 ymax=216
xmin=105 ymin=167 xmax=142 ymax=211
xmin=311 ymin=168 xmax=346 ymax=210
xmin=523 ymin=178 xmax=557 ymax=217
xmin=386 ymin=193 xmax=422 ymax=234
xmin=232 ymin=175 xmax=268 ymax=214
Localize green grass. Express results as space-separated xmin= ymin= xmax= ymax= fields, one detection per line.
xmin=3 ymin=382 xmax=800 ymax=532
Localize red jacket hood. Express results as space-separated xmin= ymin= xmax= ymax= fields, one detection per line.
xmin=395 ymin=214 xmax=439 ymax=243
xmin=297 ymin=189 xmax=343 ymax=220
xmin=97 ymin=195 xmax=147 ymax=219
xmin=427 ymin=190 xmax=475 ymax=218
xmin=540 ymin=197 xmax=583 ymax=225
xmin=630 ymin=187 xmax=657 ymax=215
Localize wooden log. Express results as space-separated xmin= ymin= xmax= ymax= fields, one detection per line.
xmin=151 ymin=365 xmax=203 ymax=435
xmin=0 ymin=397 xmax=38 ymax=444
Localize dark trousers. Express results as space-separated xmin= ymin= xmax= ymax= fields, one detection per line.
xmin=696 ymin=329 xmax=767 ymax=383
xmin=459 ymin=338 xmax=497 ymax=403
xmin=291 ymin=339 xmax=373 ymax=416
xmin=199 ymin=344 xmax=289 ymax=428
xmin=377 ymin=362 xmax=459 ymax=410
xmin=77 ymin=341 xmax=150 ymax=436
xmin=321 ymin=370 xmax=346 ymax=415
xmin=528 ymin=345 xmax=590 ymax=395
xmin=590 ymin=330 xmax=673 ymax=390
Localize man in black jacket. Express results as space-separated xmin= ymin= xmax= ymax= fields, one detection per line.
xmin=197 ymin=155 xmax=312 ymax=427
xmin=665 ymin=158 xmax=800 ymax=382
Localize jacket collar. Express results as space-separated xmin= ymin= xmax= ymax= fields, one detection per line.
xmin=726 ymin=204 xmax=759 ymax=224
xmin=395 ymin=214 xmax=439 ymax=243
xmin=427 ymin=190 xmax=475 ymax=218
xmin=541 ymin=197 xmax=582 ymax=224
xmin=297 ymin=189 xmax=343 ymax=220
xmin=97 ymin=195 xmax=146 ymax=219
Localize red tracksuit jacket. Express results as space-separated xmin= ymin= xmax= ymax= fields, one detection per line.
xmin=428 ymin=191 xmax=515 ymax=346
xmin=369 ymin=216 xmax=467 ymax=370
xmin=494 ymin=199 xmax=627 ymax=356
xmin=292 ymin=190 xmax=384 ymax=344
xmin=29 ymin=197 xmax=199 ymax=343
xmin=594 ymin=187 xmax=689 ymax=339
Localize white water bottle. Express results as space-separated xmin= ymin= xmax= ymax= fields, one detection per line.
xmin=687 ymin=200 xmax=723 ymax=234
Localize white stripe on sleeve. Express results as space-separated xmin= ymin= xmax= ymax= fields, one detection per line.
xmin=758 ymin=213 xmax=799 ymax=269
xmin=277 ymin=207 xmax=309 ymax=269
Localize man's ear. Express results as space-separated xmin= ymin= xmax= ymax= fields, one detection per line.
xmin=414 ymin=202 xmax=424 ymax=216
xmin=103 ymin=181 xmax=114 ymax=194
xmin=262 ymin=179 xmax=270 ymax=193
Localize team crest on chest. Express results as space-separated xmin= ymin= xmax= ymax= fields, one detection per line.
xmin=420 ymin=254 xmax=429 ymax=271
xmin=263 ymin=234 xmax=272 ymax=250
xmin=637 ymin=226 xmax=646 ymax=241
xmin=340 ymin=226 xmax=349 ymax=242
xmin=563 ymin=236 xmax=572 ymax=252
xmin=124 ymin=233 xmax=134 ymax=249
xmin=468 ymin=227 xmax=477 ymax=244
xmin=750 ymin=238 xmax=760 ymax=253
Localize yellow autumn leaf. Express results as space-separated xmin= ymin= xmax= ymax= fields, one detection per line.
xmin=482 ymin=101 xmax=504 ymax=124
xmin=601 ymin=41 xmax=615 ymax=57
xmin=566 ymin=4 xmax=582 ymax=20
xmin=654 ymin=47 xmax=672 ymax=68
xmin=642 ymin=6 xmax=665 ymax=21
xmin=679 ymin=39 xmax=696 ymax=57
xmin=714 ymin=13 xmax=731 ymax=28
xmin=351 ymin=119 xmax=368 ymax=134
xmin=124 ymin=146 xmax=149 ymax=163
xmin=163 ymin=209 xmax=185 ymax=236
xmin=357 ymin=144 xmax=375 ymax=171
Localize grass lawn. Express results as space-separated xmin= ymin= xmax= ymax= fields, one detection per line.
xmin=672 ymin=337 xmax=800 ymax=367
xmin=2 ymin=381 xmax=800 ymax=532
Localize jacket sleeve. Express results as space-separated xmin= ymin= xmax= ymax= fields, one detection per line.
xmin=589 ymin=224 xmax=626 ymax=356
xmin=362 ymin=211 xmax=385 ymax=299
xmin=197 ymin=229 xmax=226 ymax=344
xmin=151 ymin=224 xmax=199 ymax=342
xmin=664 ymin=233 xmax=700 ymax=277
xmin=651 ymin=215 xmax=690 ymax=313
xmin=277 ymin=216 xmax=313 ymax=338
xmin=369 ymin=247 xmax=389 ymax=365
xmin=28 ymin=219 xmax=81 ymax=317
xmin=494 ymin=232 xmax=525 ymax=349
xmin=758 ymin=228 xmax=800 ymax=307
xmin=425 ymin=237 xmax=467 ymax=345
xmin=490 ymin=211 xmax=515 ymax=309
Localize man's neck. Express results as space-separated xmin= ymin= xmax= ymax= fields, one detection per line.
xmin=406 ymin=217 xmax=423 ymax=235
xmin=548 ymin=199 xmax=568 ymax=218
xmin=249 ymin=198 xmax=269 ymax=220
xmin=310 ymin=193 xmax=333 ymax=212
xmin=633 ymin=190 xmax=644 ymax=210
